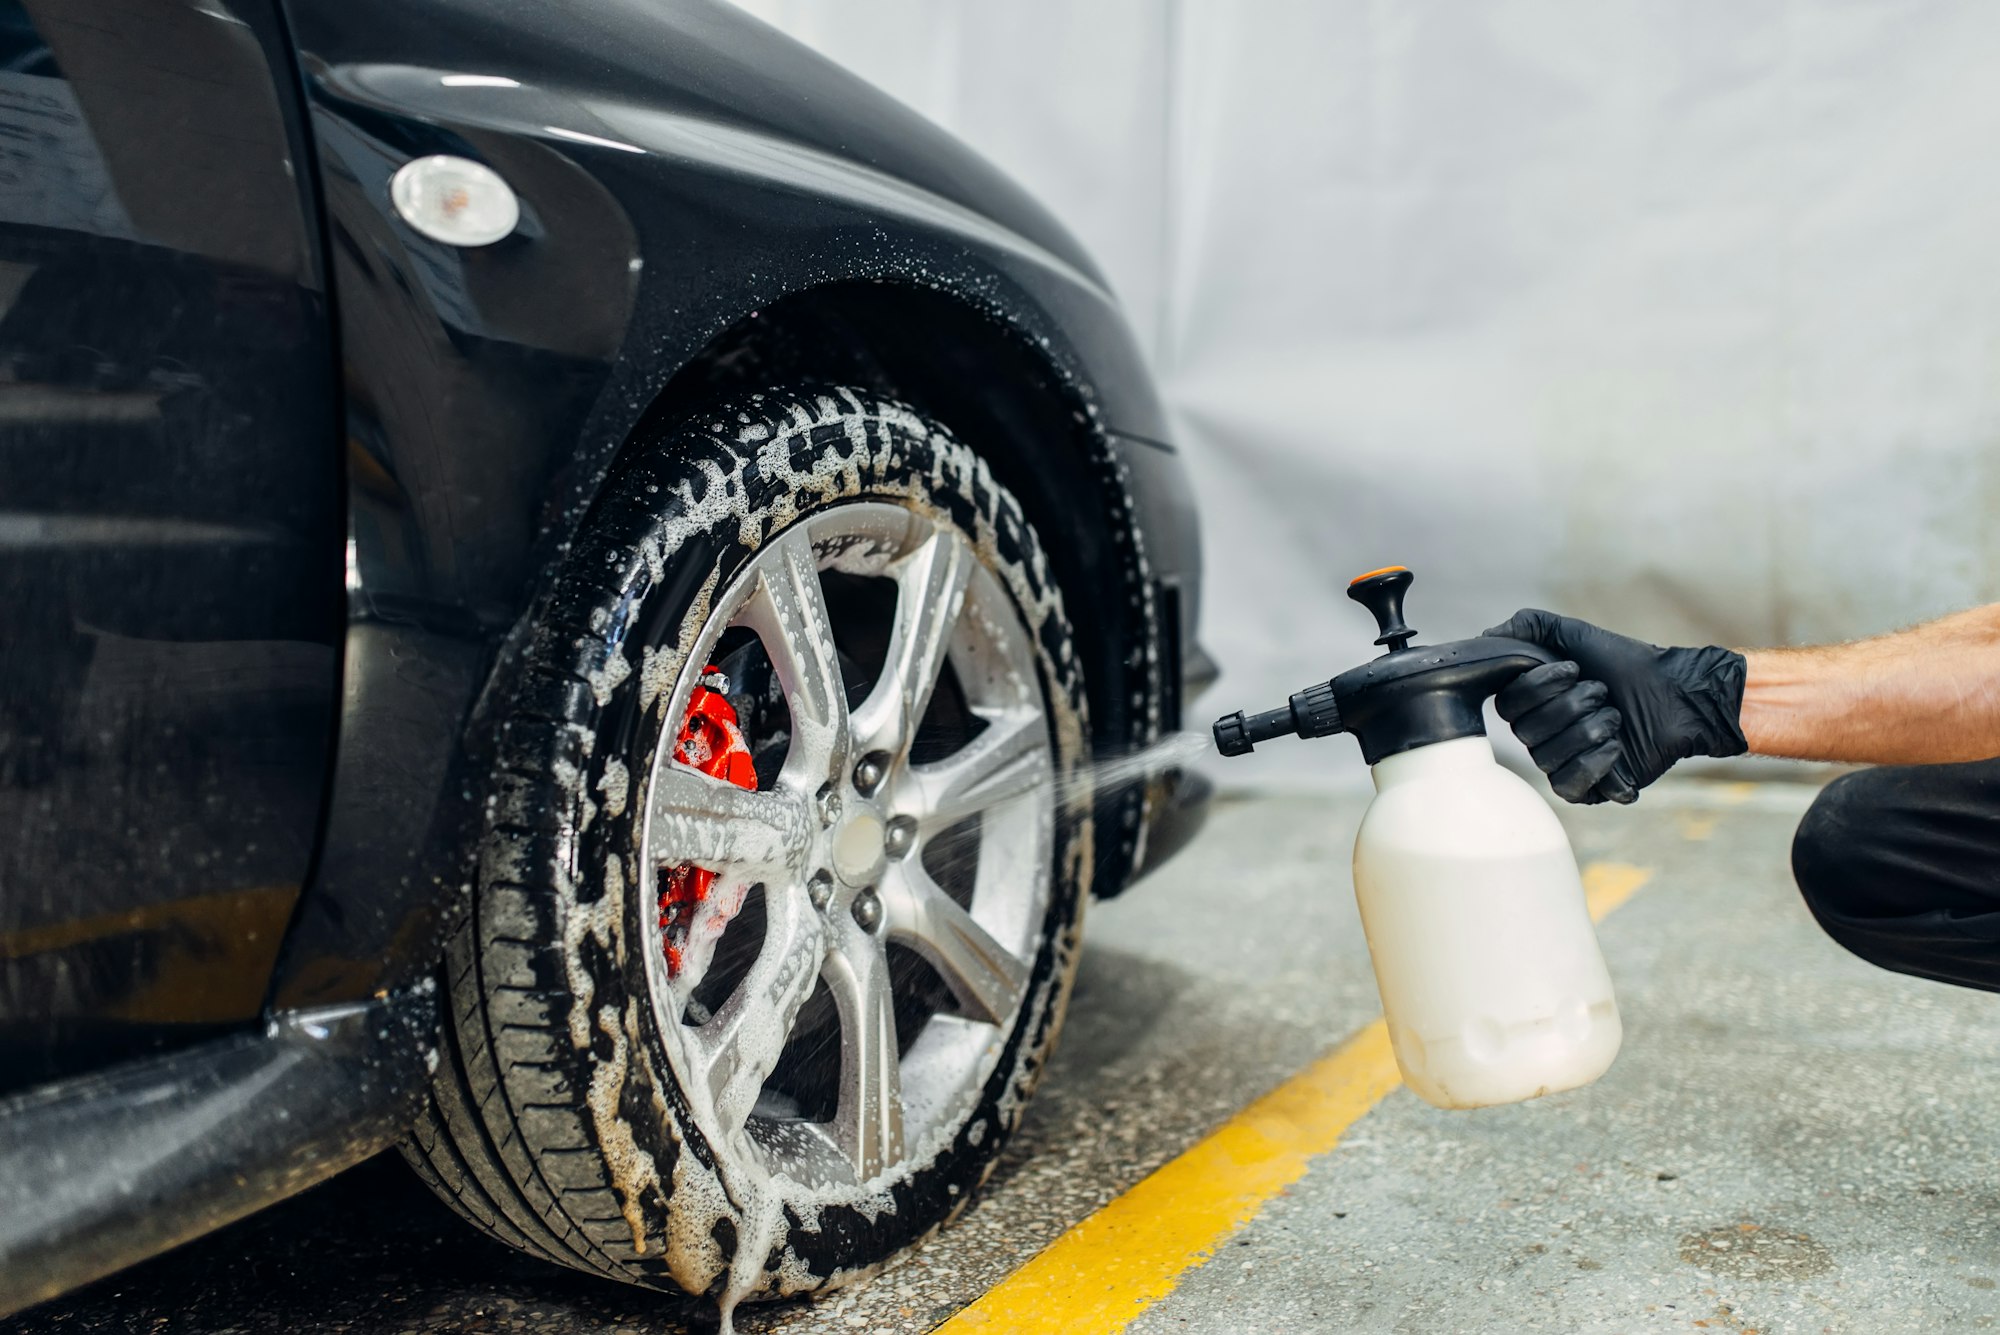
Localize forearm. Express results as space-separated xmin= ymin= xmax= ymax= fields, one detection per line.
xmin=1739 ymin=604 xmax=2000 ymax=764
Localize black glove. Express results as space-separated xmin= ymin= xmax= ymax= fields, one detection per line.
xmin=1484 ymin=610 xmax=1748 ymax=805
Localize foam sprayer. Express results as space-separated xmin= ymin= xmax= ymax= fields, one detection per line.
xmin=1212 ymin=567 xmax=1621 ymax=1109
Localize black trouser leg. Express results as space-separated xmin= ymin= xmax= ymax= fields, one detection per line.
xmin=1791 ymin=759 xmax=2000 ymax=993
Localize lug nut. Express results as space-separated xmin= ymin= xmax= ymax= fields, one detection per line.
xmin=884 ymin=816 xmax=916 ymax=859
xmin=851 ymin=887 xmax=883 ymax=933
xmin=816 ymin=783 xmax=841 ymax=827
xmin=853 ymin=752 xmax=889 ymax=796
xmin=808 ymin=869 xmax=834 ymax=910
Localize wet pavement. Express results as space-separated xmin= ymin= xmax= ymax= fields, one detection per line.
xmin=10 ymin=779 xmax=2000 ymax=1334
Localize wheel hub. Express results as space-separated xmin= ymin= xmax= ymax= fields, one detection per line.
xmin=830 ymin=806 xmax=889 ymax=886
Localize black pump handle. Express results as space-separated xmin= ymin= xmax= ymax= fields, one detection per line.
xmin=1347 ymin=567 xmax=1417 ymax=651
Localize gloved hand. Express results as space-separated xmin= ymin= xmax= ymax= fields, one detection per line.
xmin=1484 ymin=610 xmax=1749 ymax=805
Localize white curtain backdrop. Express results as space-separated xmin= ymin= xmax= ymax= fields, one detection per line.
xmin=732 ymin=0 xmax=2000 ymax=783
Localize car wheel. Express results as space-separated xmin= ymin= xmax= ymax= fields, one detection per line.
xmin=403 ymin=388 xmax=1093 ymax=1312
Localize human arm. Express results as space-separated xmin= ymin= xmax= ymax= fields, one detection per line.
xmin=1737 ymin=603 xmax=2000 ymax=764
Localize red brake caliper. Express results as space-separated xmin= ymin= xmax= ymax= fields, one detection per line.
xmin=659 ymin=667 xmax=759 ymax=978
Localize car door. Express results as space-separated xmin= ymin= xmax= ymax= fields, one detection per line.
xmin=0 ymin=0 xmax=341 ymax=1091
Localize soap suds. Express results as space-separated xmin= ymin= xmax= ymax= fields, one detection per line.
xmin=529 ymin=393 xmax=1104 ymax=1319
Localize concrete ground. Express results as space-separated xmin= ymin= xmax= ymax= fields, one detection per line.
xmin=11 ymin=780 xmax=2000 ymax=1334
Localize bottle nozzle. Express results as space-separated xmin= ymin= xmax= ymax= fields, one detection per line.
xmin=1213 ymin=705 xmax=1294 ymax=756
xmin=1212 ymin=681 xmax=1343 ymax=756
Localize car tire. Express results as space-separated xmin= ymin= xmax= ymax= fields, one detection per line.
xmin=403 ymin=387 xmax=1094 ymax=1312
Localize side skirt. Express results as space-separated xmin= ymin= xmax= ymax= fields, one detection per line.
xmin=0 ymin=990 xmax=436 ymax=1317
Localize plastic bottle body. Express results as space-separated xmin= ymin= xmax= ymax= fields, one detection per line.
xmin=1353 ymin=736 xmax=1621 ymax=1109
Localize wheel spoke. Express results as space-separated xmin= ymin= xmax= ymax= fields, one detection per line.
xmin=850 ymin=530 xmax=972 ymax=760
xmin=880 ymin=861 xmax=1030 ymax=1026
xmin=649 ymin=762 xmax=812 ymax=877
xmin=907 ymin=706 xmax=1052 ymax=826
xmin=739 ymin=524 xmax=849 ymax=780
xmin=670 ymin=870 xmax=755 ymax=994
xmin=691 ymin=886 xmax=826 ymax=1135
xmin=822 ymin=933 xmax=904 ymax=1178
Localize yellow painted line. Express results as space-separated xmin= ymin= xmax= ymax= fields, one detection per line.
xmin=1676 ymin=811 xmax=1719 ymax=842
xmin=1582 ymin=860 xmax=1653 ymax=918
xmin=938 ymin=860 xmax=1654 ymax=1335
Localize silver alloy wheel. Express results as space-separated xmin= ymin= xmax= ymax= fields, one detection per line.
xmin=638 ymin=501 xmax=1056 ymax=1185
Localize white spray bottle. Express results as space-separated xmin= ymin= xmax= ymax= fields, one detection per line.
xmin=1212 ymin=566 xmax=1621 ymax=1109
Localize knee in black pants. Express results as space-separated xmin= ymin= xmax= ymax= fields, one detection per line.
xmin=1791 ymin=764 xmax=2000 ymax=993
xmin=1791 ymin=770 xmax=1892 ymax=926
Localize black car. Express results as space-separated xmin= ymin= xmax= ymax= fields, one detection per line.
xmin=0 ymin=0 xmax=1210 ymax=1318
